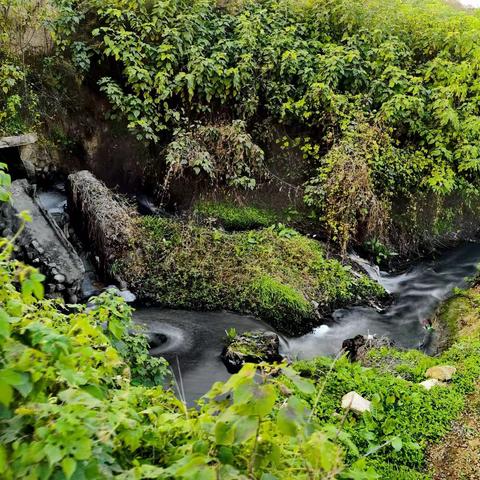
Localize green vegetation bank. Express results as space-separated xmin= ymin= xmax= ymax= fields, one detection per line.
xmin=4 ymin=0 xmax=480 ymax=254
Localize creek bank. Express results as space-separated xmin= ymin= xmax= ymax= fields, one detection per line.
xmin=67 ymin=170 xmax=386 ymax=336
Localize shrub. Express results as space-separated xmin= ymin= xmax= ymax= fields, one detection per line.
xmin=163 ymin=121 xmax=265 ymax=192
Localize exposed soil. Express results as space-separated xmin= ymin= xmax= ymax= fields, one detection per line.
xmin=427 ymin=384 xmax=480 ymax=480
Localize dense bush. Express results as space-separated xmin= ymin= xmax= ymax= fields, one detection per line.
xmin=114 ymin=216 xmax=385 ymax=335
xmin=0 ymin=0 xmax=44 ymax=135
xmin=46 ymin=0 xmax=480 ymax=248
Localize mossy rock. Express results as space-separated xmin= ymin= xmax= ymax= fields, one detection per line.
xmin=221 ymin=330 xmax=283 ymax=373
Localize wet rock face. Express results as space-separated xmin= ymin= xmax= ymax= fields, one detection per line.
xmin=0 ymin=180 xmax=85 ymax=302
xmin=342 ymin=334 xmax=395 ymax=362
xmin=221 ymin=330 xmax=283 ymax=373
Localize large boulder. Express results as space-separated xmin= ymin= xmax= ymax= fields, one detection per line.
xmin=425 ymin=365 xmax=456 ymax=381
xmin=221 ymin=330 xmax=283 ymax=373
xmin=341 ymin=391 xmax=371 ymax=414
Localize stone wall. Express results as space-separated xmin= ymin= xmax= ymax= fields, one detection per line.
xmin=0 ymin=179 xmax=84 ymax=302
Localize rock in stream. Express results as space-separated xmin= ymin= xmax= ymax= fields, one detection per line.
xmin=221 ymin=330 xmax=283 ymax=373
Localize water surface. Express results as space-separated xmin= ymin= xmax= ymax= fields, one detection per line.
xmin=135 ymin=242 xmax=480 ymax=403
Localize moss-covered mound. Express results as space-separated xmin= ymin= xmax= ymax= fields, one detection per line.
xmin=431 ymin=285 xmax=480 ymax=351
xmin=116 ymin=217 xmax=385 ymax=335
xmin=194 ymin=200 xmax=278 ymax=231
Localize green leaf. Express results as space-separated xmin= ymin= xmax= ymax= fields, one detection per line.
xmin=108 ymin=318 xmax=124 ymax=339
xmin=276 ymin=396 xmax=307 ymax=437
xmin=251 ymin=384 xmax=276 ymax=417
xmin=81 ymin=384 xmax=105 ymax=400
xmin=215 ymin=421 xmax=235 ymax=446
xmin=18 ymin=210 xmax=32 ymax=223
xmin=233 ymin=416 xmax=258 ymax=444
xmin=0 ymin=308 xmax=11 ymax=338
xmin=0 ymin=381 xmax=13 ymax=406
xmin=282 ymin=367 xmax=315 ymax=395
xmin=391 ymin=436 xmax=403 ymax=452
xmin=218 ymin=446 xmax=234 ymax=465
xmin=45 ymin=444 xmax=63 ymax=465
xmin=73 ymin=438 xmax=91 ymax=460
xmin=61 ymin=457 xmax=77 ymax=479
xmin=0 ymin=444 xmax=7 ymax=474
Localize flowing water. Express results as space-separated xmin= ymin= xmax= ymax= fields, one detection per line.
xmin=134 ymin=310 xmax=276 ymax=402
xmin=135 ymin=242 xmax=480 ymax=404
xmin=35 ymin=185 xmax=480 ymax=403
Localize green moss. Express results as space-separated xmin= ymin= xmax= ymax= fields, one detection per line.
xmin=249 ymin=275 xmax=314 ymax=332
xmin=433 ymin=294 xmax=467 ymax=346
xmin=194 ymin=200 xmax=278 ymax=230
xmin=368 ymin=461 xmax=432 ymax=480
xmin=433 ymin=287 xmax=480 ymax=348
xmin=118 ymin=217 xmax=385 ymax=335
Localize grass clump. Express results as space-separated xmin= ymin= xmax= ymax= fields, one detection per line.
xmin=194 ymin=200 xmax=278 ymax=231
xmin=293 ymin=335 xmax=480 ymax=476
xmin=117 ymin=216 xmax=385 ymax=335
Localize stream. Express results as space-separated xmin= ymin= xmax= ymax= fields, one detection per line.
xmin=36 ymin=184 xmax=480 ymax=404
xmin=135 ymin=242 xmax=480 ymax=404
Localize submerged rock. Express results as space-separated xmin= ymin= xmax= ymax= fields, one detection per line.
xmin=221 ymin=330 xmax=283 ymax=373
xmin=342 ymin=334 xmax=395 ymax=362
xmin=426 ymin=365 xmax=456 ymax=381
xmin=341 ymin=391 xmax=371 ymax=414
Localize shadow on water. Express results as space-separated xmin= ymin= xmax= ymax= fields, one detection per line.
xmin=134 ymin=242 xmax=480 ymax=403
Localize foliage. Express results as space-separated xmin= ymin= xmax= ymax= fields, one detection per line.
xmin=363 ymin=237 xmax=397 ymax=266
xmin=194 ymin=200 xmax=278 ymax=230
xmin=86 ymin=290 xmax=169 ymax=387
xmin=295 ymin=331 xmax=480 ymax=476
xmin=45 ymin=0 xmax=480 ymax=249
xmin=0 ymin=0 xmax=47 ymax=135
xmin=115 ymin=216 xmax=385 ymax=335
xmin=164 ymin=121 xmax=265 ymax=192
xmin=304 ymin=123 xmax=393 ymax=252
